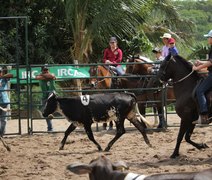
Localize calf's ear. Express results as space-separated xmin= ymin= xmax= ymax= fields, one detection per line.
xmin=67 ymin=163 xmax=92 ymax=175
xmin=112 ymin=161 xmax=129 ymax=171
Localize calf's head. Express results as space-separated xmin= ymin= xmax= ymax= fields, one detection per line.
xmin=67 ymin=155 xmax=128 ymax=180
xmin=42 ymin=92 xmax=58 ymax=118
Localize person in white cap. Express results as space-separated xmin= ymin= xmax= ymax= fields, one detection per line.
xmin=192 ymin=30 xmax=212 ymax=125
xmin=160 ymin=33 xmax=172 ymax=58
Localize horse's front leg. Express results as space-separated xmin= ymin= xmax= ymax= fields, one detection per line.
xmin=185 ymin=123 xmax=209 ymax=149
xmin=60 ymin=123 xmax=76 ymax=150
xmin=157 ymin=106 xmax=166 ymax=129
xmin=170 ymin=120 xmax=187 ymax=158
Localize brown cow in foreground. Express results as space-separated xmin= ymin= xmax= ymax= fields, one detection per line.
xmin=67 ymin=155 xmax=212 ymax=180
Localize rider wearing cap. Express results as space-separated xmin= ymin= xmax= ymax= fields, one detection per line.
xmin=192 ymin=30 xmax=212 ymax=125
xmin=168 ymin=38 xmax=179 ymax=56
xmin=103 ymin=37 xmax=125 ymax=75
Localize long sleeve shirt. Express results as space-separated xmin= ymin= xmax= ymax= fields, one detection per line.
xmin=103 ymin=47 xmax=123 ymax=66
xmin=169 ymin=46 xmax=179 ymax=56
xmin=162 ymin=45 xmax=169 ymax=58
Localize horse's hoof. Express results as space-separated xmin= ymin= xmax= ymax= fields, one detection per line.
xmin=6 ymin=146 xmax=11 ymax=152
xmin=148 ymin=143 xmax=153 ymax=148
xmin=98 ymin=146 xmax=103 ymax=151
xmin=203 ymin=143 xmax=209 ymax=148
xmin=59 ymin=146 xmax=64 ymax=150
xmin=170 ymin=153 xmax=179 ymax=159
xmin=197 ymin=143 xmax=209 ymax=149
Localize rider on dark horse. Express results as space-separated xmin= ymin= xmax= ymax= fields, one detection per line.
xmin=192 ymin=29 xmax=212 ymax=125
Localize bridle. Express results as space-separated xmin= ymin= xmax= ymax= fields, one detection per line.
xmin=160 ymin=56 xmax=194 ymax=85
xmin=90 ymin=66 xmax=111 ymax=87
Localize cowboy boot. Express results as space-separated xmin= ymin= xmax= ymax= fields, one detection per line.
xmin=193 ymin=114 xmax=210 ymax=125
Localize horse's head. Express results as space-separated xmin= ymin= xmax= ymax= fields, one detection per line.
xmin=156 ymin=54 xmax=195 ymax=85
xmin=43 ymin=92 xmax=58 ymax=118
xmin=88 ymin=65 xmax=112 ymax=89
xmin=126 ymin=56 xmax=153 ymax=75
xmin=156 ymin=54 xmax=174 ymax=83
xmin=89 ymin=66 xmax=98 ymax=88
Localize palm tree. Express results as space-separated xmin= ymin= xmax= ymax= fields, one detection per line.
xmin=65 ymin=0 xmax=148 ymax=63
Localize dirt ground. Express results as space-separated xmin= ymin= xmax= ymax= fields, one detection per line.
xmin=0 ymin=114 xmax=211 ymax=180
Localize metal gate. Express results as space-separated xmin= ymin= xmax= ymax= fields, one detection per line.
xmin=0 ymin=16 xmax=29 ymax=135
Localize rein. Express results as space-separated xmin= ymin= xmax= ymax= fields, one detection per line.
xmin=171 ymin=70 xmax=194 ymax=85
xmin=162 ymin=56 xmax=194 ymax=85
xmin=96 ymin=67 xmax=110 ymax=83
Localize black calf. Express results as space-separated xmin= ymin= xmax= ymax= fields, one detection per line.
xmin=43 ymin=92 xmax=151 ymax=151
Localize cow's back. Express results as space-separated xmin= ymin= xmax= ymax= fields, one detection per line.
xmin=56 ymin=92 xmax=136 ymax=123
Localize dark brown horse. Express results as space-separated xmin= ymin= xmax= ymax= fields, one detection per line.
xmin=156 ymin=54 xmax=211 ymax=158
xmin=125 ymin=57 xmax=176 ymax=128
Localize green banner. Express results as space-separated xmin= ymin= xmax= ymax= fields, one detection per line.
xmin=9 ymin=66 xmax=90 ymax=84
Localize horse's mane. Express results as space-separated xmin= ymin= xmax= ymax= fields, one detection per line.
xmin=173 ymin=55 xmax=192 ymax=71
xmin=173 ymin=55 xmax=200 ymax=78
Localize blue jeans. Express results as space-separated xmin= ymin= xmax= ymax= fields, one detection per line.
xmin=42 ymin=99 xmax=53 ymax=131
xmin=196 ymin=72 xmax=212 ymax=114
xmin=0 ymin=104 xmax=8 ymax=136
xmin=116 ymin=65 xmax=125 ymax=75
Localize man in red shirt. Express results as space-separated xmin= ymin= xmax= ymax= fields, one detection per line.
xmin=103 ymin=37 xmax=125 ymax=75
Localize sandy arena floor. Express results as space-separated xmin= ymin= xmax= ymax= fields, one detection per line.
xmin=0 ymin=114 xmax=211 ymax=180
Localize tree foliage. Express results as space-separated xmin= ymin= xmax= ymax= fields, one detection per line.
xmin=0 ymin=0 xmax=211 ymax=64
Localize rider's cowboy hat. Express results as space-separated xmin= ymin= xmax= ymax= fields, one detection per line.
xmin=160 ymin=33 xmax=171 ymax=39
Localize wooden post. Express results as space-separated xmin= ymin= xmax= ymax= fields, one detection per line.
xmin=74 ymin=60 xmax=82 ymax=96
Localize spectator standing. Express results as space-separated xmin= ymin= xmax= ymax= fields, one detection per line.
xmin=103 ymin=37 xmax=125 ymax=75
xmin=35 ymin=66 xmax=56 ymax=131
xmin=0 ymin=66 xmax=13 ymax=136
xmin=160 ymin=33 xmax=172 ymax=58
